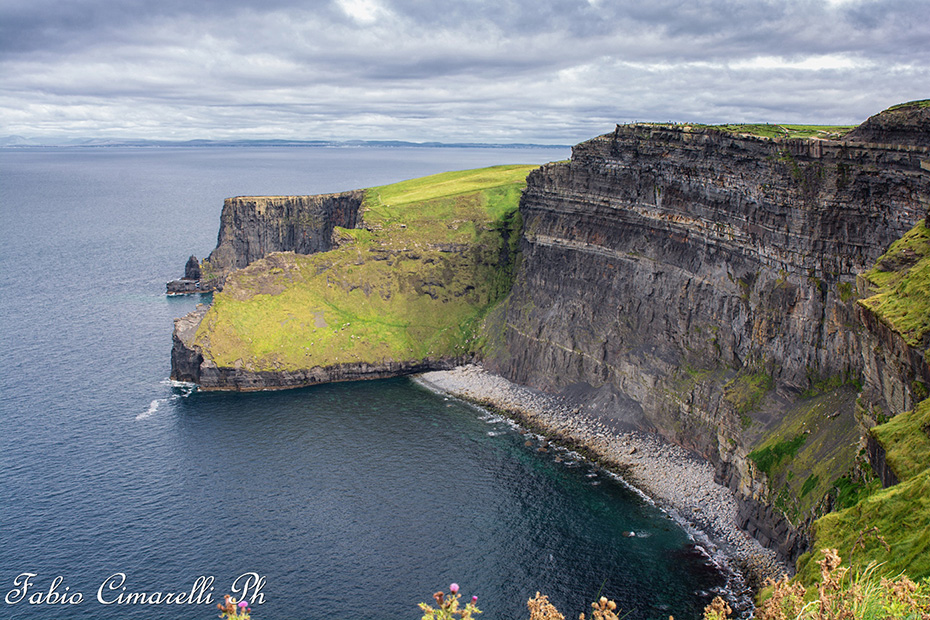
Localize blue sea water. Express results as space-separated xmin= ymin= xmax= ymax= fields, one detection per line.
xmin=0 ymin=146 xmax=726 ymax=620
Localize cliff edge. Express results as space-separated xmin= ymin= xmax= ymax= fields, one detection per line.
xmin=843 ymin=99 xmax=930 ymax=147
xmin=481 ymin=104 xmax=929 ymax=563
xmin=171 ymin=166 xmax=531 ymax=390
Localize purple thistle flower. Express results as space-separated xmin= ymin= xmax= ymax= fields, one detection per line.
xmin=472 ymin=596 xmax=478 ymax=604
xmin=449 ymin=583 xmax=459 ymax=594
xmin=238 ymin=600 xmax=248 ymax=608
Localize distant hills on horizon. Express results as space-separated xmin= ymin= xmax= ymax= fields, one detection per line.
xmin=0 ymin=135 xmax=570 ymax=149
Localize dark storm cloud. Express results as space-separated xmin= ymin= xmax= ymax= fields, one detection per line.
xmin=1 ymin=0 xmax=928 ymax=143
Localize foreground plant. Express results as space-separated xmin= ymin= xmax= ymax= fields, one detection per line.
xmin=419 ymin=583 xmax=482 ymax=620
xmin=527 ymin=592 xmax=626 ymax=620
xmin=580 ymin=595 xmax=623 ymax=620
xmin=217 ymin=594 xmax=251 ymax=619
xmin=751 ymin=549 xmax=930 ymax=620
xmin=527 ymin=592 xmax=564 ymax=620
xmin=702 ymin=597 xmax=732 ymax=620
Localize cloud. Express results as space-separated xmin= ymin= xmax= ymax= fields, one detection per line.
xmin=1 ymin=0 xmax=928 ymax=143
xmin=336 ymin=0 xmax=389 ymax=25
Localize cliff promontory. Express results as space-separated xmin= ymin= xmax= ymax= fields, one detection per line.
xmin=172 ymin=166 xmax=530 ymax=390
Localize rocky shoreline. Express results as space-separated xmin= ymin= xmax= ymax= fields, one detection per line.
xmin=414 ymin=364 xmax=787 ymax=595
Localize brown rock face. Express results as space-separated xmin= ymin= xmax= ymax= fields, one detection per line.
xmin=844 ymin=101 xmax=930 ymax=148
xmin=482 ymin=123 xmax=930 ymax=561
xmin=203 ymin=190 xmax=365 ymax=283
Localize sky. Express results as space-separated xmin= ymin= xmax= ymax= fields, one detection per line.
xmin=1 ymin=0 xmax=928 ymax=145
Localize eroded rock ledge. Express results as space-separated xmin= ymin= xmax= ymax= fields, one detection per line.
xmin=172 ymin=296 xmax=472 ymax=391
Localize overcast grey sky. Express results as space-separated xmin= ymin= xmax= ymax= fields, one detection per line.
xmin=1 ymin=0 xmax=928 ymax=144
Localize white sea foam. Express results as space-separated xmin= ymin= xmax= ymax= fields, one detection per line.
xmin=136 ymin=381 xmax=194 ymax=420
xmin=161 ymin=379 xmax=196 ymax=395
xmin=136 ymin=399 xmax=162 ymax=420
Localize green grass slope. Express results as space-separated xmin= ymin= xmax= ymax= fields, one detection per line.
xmin=860 ymin=220 xmax=930 ymax=353
xmin=797 ymin=426 xmax=930 ymax=582
xmin=192 ymin=165 xmax=535 ymax=372
xmin=796 ymin=218 xmax=930 ymax=584
xmin=746 ymin=383 xmax=866 ymax=523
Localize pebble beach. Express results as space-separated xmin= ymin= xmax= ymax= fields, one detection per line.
xmin=415 ymin=364 xmax=787 ymax=595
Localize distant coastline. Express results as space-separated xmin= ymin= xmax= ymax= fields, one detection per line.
xmin=0 ymin=137 xmax=571 ymax=149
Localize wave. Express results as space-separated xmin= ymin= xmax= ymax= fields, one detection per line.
xmin=136 ymin=380 xmax=197 ymax=420
xmin=136 ymin=398 xmax=163 ymax=420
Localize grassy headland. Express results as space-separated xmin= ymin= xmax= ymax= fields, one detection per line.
xmin=191 ymin=165 xmax=535 ymax=372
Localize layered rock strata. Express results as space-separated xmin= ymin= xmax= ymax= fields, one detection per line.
xmin=203 ymin=190 xmax=364 ymax=285
xmin=482 ymin=120 xmax=929 ymax=562
xmin=844 ymin=102 xmax=930 ymax=147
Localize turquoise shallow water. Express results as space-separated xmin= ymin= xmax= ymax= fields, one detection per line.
xmin=0 ymin=146 xmax=725 ymax=620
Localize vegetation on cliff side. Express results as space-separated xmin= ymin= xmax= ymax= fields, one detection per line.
xmin=795 ymin=410 xmax=930 ymax=584
xmin=861 ymin=219 xmax=930 ymax=353
xmin=742 ymin=380 xmax=863 ymax=524
xmin=191 ymin=165 xmax=534 ymax=371
xmin=794 ymin=220 xmax=930 ymax=584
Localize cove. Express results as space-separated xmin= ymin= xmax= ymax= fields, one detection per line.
xmin=0 ymin=145 xmax=723 ymax=620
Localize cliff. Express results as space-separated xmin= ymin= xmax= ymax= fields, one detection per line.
xmin=171 ymin=166 xmax=531 ymax=390
xmin=201 ymin=191 xmax=365 ymax=287
xmin=169 ymin=103 xmax=930 ymax=568
xmin=844 ymin=99 xmax=930 ymax=147
xmin=165 ymin=192 xmax=364 ymax=294
xmin=481 ymin=109 xmax=929 ymax=562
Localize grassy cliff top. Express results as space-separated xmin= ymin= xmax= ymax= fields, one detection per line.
xmin=711 ymin=124 xmax=856 ymax=140
xmin=361 ymin=165 xmax=533 ymax=244
xmin=192 ymin=165 xmax=535 ymax=372
xmin=624 ymin=122 xmax=855 ymax=140
xmin=887 ymin=99 xmax=930 ymax=111
xmin=860 ymin=220 xmax=930 ymax=352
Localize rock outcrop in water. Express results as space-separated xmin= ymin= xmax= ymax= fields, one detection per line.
xmin=166 ymin=255 xmax=206 ymax=294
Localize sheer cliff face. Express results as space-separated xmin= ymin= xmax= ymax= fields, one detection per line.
xmin=483 ymin=124 xmax=929 ymax=558
xmin=204 ymin=190 xmax=364 ymax=277
xmin=490 ymin=125 xmax=927 ymax=400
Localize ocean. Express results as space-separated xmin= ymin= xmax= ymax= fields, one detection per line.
xmin=0 ymin=146 xmax=726 ymax=620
